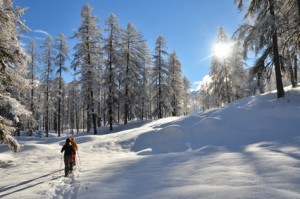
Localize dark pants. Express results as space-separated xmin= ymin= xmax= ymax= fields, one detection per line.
xmin=64 ymin=155 xmax=73 ymax=177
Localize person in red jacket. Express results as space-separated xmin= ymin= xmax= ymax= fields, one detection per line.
xmin=70 ymin=137 xmax=78 ymax=165
xmin=61 ymin=138 xmax=76 ymax=177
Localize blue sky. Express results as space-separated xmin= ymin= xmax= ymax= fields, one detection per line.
xmin=15 ymin=0 xmax=243 ymax=90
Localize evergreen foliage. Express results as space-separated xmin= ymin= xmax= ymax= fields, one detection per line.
xmin=72 ymin=4 xmax=101 ymax=134
xmin=0 ymin=0 xmax=31 ymax=151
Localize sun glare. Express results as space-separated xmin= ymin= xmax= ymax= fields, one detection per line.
xmin=213 ymin=42 xmax=232 ymax=59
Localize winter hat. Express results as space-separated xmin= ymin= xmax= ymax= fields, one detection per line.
xmin=66 ymin=138 xmax=70 ymax=143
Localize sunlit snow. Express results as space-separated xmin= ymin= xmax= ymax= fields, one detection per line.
xmin=0 ymin=86 xmax=300 ymax=199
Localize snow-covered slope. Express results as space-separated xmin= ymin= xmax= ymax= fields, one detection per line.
xmin=1 ymin=86 xmax=300 ymax=199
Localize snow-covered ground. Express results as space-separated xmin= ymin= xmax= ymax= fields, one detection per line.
xmin=1 ymin=86 xmax=300 ymax=199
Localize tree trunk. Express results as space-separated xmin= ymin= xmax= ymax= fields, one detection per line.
xmin=90 ymin=90 xmax=97 ymax=135
xmin=224 ymin=63 xmax=231 ymax=103
xmin=117 ymin=99 xmax=120 ymax=124
xmin=141 ymin=98 xmax=144 ymax=120
xmin=57 ymin=51 xmax=62 ymax=137
xmin=75 ymin=105 xmax=79 ymax=134
xmin=289 ymin=63 xmax=296 ymax=87
xmin=103 ymin=93 xmax=106 ymax=126
xmin=294 ymin=56 xmax=298 ymax=86
xmin=30 ymin=66 xmax=34 ymax=136
xmin=82 ymin=107 xmax=85 ymax=131
xmin=297 ymin=0 xmax=300 ymax=25
xmin=98 ymin=101 xmax=102 ymax=127
xmin=158 ymin=47 xmax=162 ymax=118
xmin=109 ymin=41 xmax=113 ymax=131
xmin=58 ymin=89 xmax=61 ymax=137
xmin=45 ymin=83 xmax=49 ymax=137
xmin=269 ymin=0 xmax=285 ymax=98
xmin=124 ymin=41 xmax=130 ymax=125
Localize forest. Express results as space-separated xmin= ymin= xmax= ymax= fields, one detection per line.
xmin=0 ymin=0 xmax=299 ymax=152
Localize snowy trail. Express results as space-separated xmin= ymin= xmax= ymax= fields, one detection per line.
xmin=1 ymin=129 xmax=300 ymax=199
xmin=59 ymin=144 xmax=299 ymax=199
xmin=0 ymin=159 xmax=62 ymax=198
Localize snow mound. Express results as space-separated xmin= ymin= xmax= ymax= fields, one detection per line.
xmin=71 ymin=136 xmax=95 ymax=145
xmin=132 ymin=125 xmax=191 ymax=155
xmin=131 ymin=86 xmax=300 ymax=154
xmin=92 ymin=141 xmax=126 ymax=152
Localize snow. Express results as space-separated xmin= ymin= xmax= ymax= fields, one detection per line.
xmin=1 ymin=86 xmax=300 ymax=199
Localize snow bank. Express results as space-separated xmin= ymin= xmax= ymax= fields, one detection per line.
xmin=132 ymin=86 xmax=300 ymax=154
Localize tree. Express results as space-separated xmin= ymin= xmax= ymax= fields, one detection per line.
xmin=229 ymin=38 xmax=246 ymax=100
xmin=210 ymin=27 xmax=231 ymax=105
xmin=26 ymin=39 xmax=39 ymax=135
xmin=139 ymin=42 xmax=152 ymax=120
xmin=198 ymin=77 xmax=212 ymax=111
xmin=95 ymin=48 xmax=104 ymax=128
xmin=120 ymin=23 xmax=145 ymax=124
xmin=279 ymin=0 xmax=299 ymax=87
xmin=55 ymin=33 xmax=69 ymax=137
xmin=235 ymin=0 xmax=285 ymax=98
xmin=167 ymin=51 xmax=183 ymax=116
xmin=40 ymin=35 xmax=55 ymax=137
xmin=0 ymin=0 xmax=31 ymax=151
xmin=72 ymin=4 xmax=101 ymax=134
xmin=151 ymin=35 xmax=169 ymax=118
xmin=103 ymin=13 xmax=121 ymax=130
xmin=182 ymin=76 xmax=191 ymax=115
xmin=68 ymin=79 xmax=80 ymax=134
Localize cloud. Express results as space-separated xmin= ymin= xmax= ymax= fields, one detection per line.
xmin=193 ymin=75 xmax=212 ymax=91
xmin=34 ymin=36 xmax=46 ymax=41
xmin=19 ymin=34 xmax=32 ymax=40
xmin=34 ymin=29 xmax=50 ymax=36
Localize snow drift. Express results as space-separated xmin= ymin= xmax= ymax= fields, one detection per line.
xmin=132 ymin=87 xmax=300 ymax=154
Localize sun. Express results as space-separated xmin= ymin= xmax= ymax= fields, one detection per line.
xmin=213 ymin=42 xmax=232 ymax=59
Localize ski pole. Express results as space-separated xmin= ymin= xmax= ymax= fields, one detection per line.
xmin=59 ymin=154 xmax=63 ymax=174
xmin=76 ymin=155 xmax=80 ymax=171
xmin=77 ymin=150 xmax=82 ymax=166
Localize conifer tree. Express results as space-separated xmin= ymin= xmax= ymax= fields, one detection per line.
xmin=26 ymin=39 xmax=39 ymax=135
xmin=235 ymin=0 xmax=285 ymax=98
xmin=0 ymin=0 xmax=31 ymax=151
xmin=72 ymin=4 xmax=101 ymax=134
xmin=210 ymin=27 xmax=231 ymax=105
xmin=103 ymin=13 xmax=121 ymax=130
xmin=279 ymin=0 xmax=299 ymax=87
xmin=228 ymin=38 xmax=246 ymax=100
xmin=139 ymin=42 xmax=152 ymax=120
xmin=182 ymin=76 xmax=191 ymax=115
xmin=120 ymin=23 xmax=145 ymax=124
xmin=151 ymin=35 xmax=169 ymax=118
xmin=68 ymin=79 xmax=80 ymax=134
xmin=40 ymin=35 xmax=55 ymax=137
xmin=55 ymin=33 xmax=69 ymax=137
xmin=168 ymin=51 xmax=183 ymax=116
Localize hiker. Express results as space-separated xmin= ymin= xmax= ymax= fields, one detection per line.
xmin=61 ymin=138 xmax=76 ymax=177
xmin=70 ymin=137 xmax=78 ymax=165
